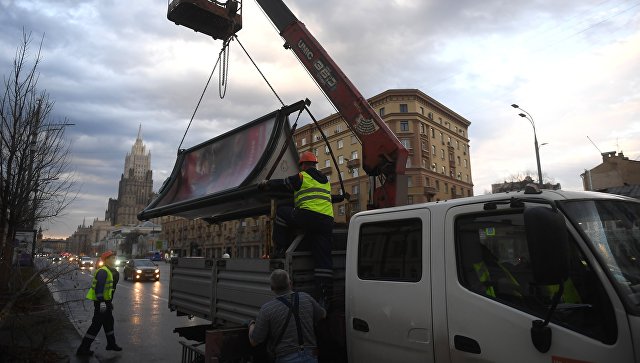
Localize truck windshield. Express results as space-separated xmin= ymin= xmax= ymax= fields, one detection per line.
xmin=560 ymin=199 xmax=640 ymax=314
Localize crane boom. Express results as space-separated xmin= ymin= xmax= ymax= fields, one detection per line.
xmin=254 ymin=0 xmax=408 ymax=209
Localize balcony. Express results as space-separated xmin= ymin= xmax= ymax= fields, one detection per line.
xmin=320 ymin=166 xmax=333 ymax=175
xmin=347 ymin=158 xmax=360 ymax=168
xmin=423 ymin=186 xmax=437 ymax=195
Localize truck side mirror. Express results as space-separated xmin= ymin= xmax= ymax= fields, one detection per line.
xmin=524 ymin=206 xmax=570 ymax=353
xmin=524 ymin=206 xmax=569 ymax=285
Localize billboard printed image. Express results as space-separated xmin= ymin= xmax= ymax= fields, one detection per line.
xmin=157 ymin=116 xmax=275 ymax=206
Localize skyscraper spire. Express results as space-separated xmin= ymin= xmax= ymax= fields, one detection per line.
xmin=137 ymin=123 xmax=142 ymax=140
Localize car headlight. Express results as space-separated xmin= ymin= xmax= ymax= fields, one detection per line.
xmin=155 ymin=269 xmax=159 ymax=273
xmin=136 ymin=269 xmax=142 ymax=274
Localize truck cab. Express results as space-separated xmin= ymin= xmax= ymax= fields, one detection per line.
xmin=346 ymin=189 xmax=640 ymax=362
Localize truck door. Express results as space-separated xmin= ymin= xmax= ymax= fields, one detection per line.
xmin=346 ymin=209 xmax=433 ymax=363
xmin=443 ymin=203 xmax=634 ymax=362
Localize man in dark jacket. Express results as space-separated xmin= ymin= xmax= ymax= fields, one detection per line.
xmin=76 ymin=250 xmax=122 ymax=356
xmin=259 ymin=151 xmax=348 ymax=307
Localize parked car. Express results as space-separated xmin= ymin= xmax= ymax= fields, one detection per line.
xmin=78 ymin=256 xmax=94 ymax=270
xmin=51 ymin=256 xmax=62 ymax=264
xmin=123 ymin=259 xmax=160 ymax=281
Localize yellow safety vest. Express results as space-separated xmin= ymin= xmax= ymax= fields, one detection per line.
xmin=294 ymin=171 xmax=333 ymax=218
xmin=473 ymin=261 xmax=522 ymax=298
xmin=86 ymin=266 xmax=114 ymax=301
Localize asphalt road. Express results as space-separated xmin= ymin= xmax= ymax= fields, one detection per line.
xmin=45 ymin=259 xmax=209 ymax=362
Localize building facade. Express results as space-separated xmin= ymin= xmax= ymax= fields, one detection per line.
xmin=582 ymin=151 xmax=640 ymax=191
xmin=161 ymin=89 xmax=473 ymax=256
xmin=106 ymin=126 xmax=155 ymax=226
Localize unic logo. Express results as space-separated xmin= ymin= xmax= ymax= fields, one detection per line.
xmin=297 ymin=40 xmax=314 ymax=60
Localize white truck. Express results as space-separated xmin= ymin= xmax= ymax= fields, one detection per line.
xmin=167 ymin=187 xmax=639 ymax=362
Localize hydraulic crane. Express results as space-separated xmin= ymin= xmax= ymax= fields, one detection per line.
xmin=167 ymin=0 xmax=408 ymax=209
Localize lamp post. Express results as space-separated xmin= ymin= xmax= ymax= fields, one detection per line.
xmin=511 ymin=104 xmax=543 ymax=187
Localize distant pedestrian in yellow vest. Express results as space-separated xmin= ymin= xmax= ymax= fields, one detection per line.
xmin=76 ymin=250 xmax=122 ymax=356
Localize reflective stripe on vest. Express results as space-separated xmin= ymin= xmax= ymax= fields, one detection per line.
xmin=86 ymin=266 xmax=114 ymax=301
xmin=294 ymin=171 xmax=333 ymax=217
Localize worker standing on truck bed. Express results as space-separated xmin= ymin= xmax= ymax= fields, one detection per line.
xmin=259 ymin=151 xmax=348 ymax=308
xmin=248 ymin=269 xmax=326 ymax=363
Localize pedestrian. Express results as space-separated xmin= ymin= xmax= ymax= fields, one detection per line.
xmin=76 ymin=250 xmax=122 ymax=356
xmin=248 ymin=269 xmax=326 ymax=363
xmin=258 ymin=151 xmax=348 ymax=308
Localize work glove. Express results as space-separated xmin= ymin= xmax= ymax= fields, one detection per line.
xmin=257 ymin=180 xmax=270 ymax=191
xmin=99 ymin=302 xmax=107 ymax=313
xmin=106 ymin=301 xmax=114 ymax=311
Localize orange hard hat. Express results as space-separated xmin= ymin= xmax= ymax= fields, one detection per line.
xmin=101 ymin=250 xmax=116 ymax=261
xmin=299 ymin=151 xmax=318 ymax=165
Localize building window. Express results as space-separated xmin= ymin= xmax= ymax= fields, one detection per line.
xmin=406 ymin=157 xmax=412 ymax=168
xmin=352 ymin=168 xmax=359 ymax=177
xmin=440 ymin=132 xmax=444 ymax=144
xmin=400 ymin=121 xmax=409 ymax=132
xmin=338 ymin=205 xmax=345 ymax=216
xmin=325 ymin=159 xmax=330 ymax=168
xmin=432 ymin=145 xmax=436 ymax=155
xmin=457 ymin=156 xmax=461 ymax=165
xmin=420 ymin=107 xmax=424 ymax=115
xmin=301 ymin=138 xmax=306 ymax=146
xmin=340 ymin=171 xmax=345 ymax=180
xmin=407 ymin=176 xmax=413 ymax=187
xmin=432 ymin=162 xmax=437 ymax=172
xmin=351 ymin=150 xmax=358 ymax=159
xmin=431 ymin=127 xmax=435 ymax=138
xmin=442 ymin=166 xmax=446 ymax=174
xmin=337 ymin=139 xmax=344 ymax=149
xmin=436 ymin=180 xmax=440 ymax=191
xmin=315 ymin=134 xmax=321 ymax=141
xmin=425 ymin=177 xmax=430 ymax=186
xmin=401 ymin=139 xmax=411 ymax=149
xmin=325 ymin=146 xmax=330 ymax=154
xmin=464 ymin=159 xmax=468 ymax=168
xmin=379 ymin=107 xmax=385 ymax=117
xmin=339 ymin=155 xmax=344 ymax=164
xmin=313 ymin=148 xmax=318 ymax=156
xmin=336 ymin=124 xmax=342 ymax=133
xmin=420 ymin=123 xmax=425 ymax=134
xmin=407 ymin=195 xmax=414 ymax=205
xmin=400 ymin=104 xmax=408 ymax=113
xmin=445 ymin=183 xmax=448 ymax=193
xmin=456 ymin=140 xmax=460 ymax=149
xmin=428 ymin=112 xmax=433 ymax=120
xmin=422 ymin=158 xmax=427 ymax=168
xmin=351 ymin=135 xmax=358 ymax=144
xmin=441 ymin=149 xmax=445 ymax=160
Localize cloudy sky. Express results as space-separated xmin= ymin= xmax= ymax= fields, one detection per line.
xmin=1 ymin=0 xmax=639 ymax=238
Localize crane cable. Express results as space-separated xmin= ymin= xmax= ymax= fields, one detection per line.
xmin=177 ymin=38 xmax=231 ymax=151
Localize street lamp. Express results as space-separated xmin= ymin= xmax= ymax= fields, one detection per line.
xmin=511 ymin=104 xmax=543 ymax=187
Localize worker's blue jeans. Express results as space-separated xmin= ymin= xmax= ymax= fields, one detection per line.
xmin=273 ymin=206 xmax=333 ymax=278
xmin=276 ymin=347 xmax=318 ymax=363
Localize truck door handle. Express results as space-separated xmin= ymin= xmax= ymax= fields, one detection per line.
xmin=352 ymin=318 xmax=370 ymax=332
xmin=454 ymin=335 xmax=481 ymax=354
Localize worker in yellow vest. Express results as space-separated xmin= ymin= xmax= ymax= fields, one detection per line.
xmin=259 ymin=151 xmax=348 ymax=309
xmin=76 ymin=250 xmax=122 ymax=356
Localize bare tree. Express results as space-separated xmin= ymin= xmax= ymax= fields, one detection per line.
xmin=0 ymin=31 xmax=76 ymax=288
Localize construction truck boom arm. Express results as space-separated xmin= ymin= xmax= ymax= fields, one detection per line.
xmin=255 ymin=0 xmax=408 ymax=209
